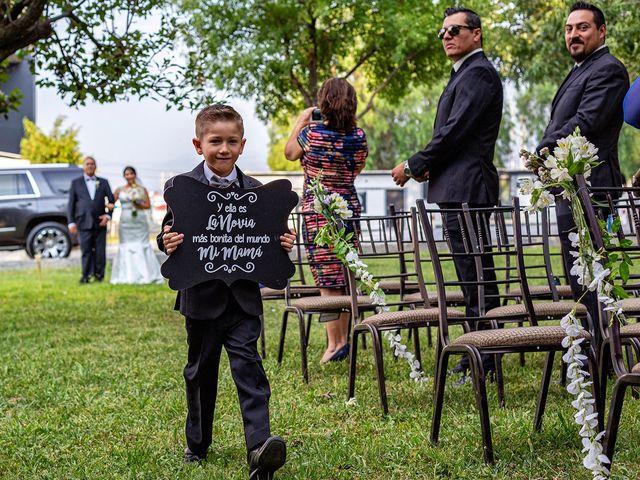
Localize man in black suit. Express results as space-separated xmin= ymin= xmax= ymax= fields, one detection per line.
xmin=391 ymin=6 xmax=503 ymax=375
xmin=67 ymin=156 xmax=115 ymax=283
xmin=537 ymin=2 xmax=629 ymax=347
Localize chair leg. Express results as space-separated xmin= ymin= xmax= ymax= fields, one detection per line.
xmin=426 ymin=326 xmax=433 ymax=348
xmin=495 ymin=354 xmax=505 ymax=408
xmin=560 ymin=357 xmax=568 ymax=387
xmin=277 ymin=310 xmax=289 ymax=364
xmin=370 ymin=328 xmax=389 ymax=414
xmin=347 ymin=329 xmax=360 ymax=400
xmin=534 ymin=351 xmax=555 ymax=431
xmin=519 ymin=352 xmax=526 ymax=368
xmin=431 ymin=350 xmax=450 ymax=443
xmin=296 ymin=311 xmax=309 ymax=383
xmin=598 ymin=341 xmax=610 ymax=410
xmin=470 ymin=350 xmax=494 ymax=464
xmin=305 ymin=314 xmax=312 ymax=346
xmin=259 ymin=314 xmax=267 ymax=359
xmin=412 ymin=327 xmax=422 ymax=367
xmin=604 ymin=378 xmax=630 ymax=468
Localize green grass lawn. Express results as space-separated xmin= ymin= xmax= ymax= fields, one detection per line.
xmin=1 ymin=265 xmax=639 ymax=479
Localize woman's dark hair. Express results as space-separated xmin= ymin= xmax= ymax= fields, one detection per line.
xmin=317 ymin=78 xmax=357 ymax=131
xmin=123 ymin=166 xmax=137 ymax=176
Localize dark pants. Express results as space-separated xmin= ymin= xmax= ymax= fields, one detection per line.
xmin=184 ymin=296 xmax=271 ymax=457
xmin=79 ymin=227 xmax=107 ymax=279
xmin=556 ymin=196 xmax=601 ymax=349
xmin=440 ymin=203 xmax=500 ymax=370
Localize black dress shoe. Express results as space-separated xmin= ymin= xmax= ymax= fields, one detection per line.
xmin=79 ymin=277 xmax=90 ymax=284
xmin=249 ymin=436 xmax=286 ymax=479
xmin=184 ymin=447 xmax=206 ymax=464
xmin=94 ymin=275 xmax=104 ymax=282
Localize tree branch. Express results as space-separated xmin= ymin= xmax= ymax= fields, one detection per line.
xmin=357 ymin=51 xmax=419 ymax=119
xmin=343 ymin=45 xmax=377 ymax=78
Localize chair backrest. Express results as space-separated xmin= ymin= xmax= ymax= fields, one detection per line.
xmin=576 ymin=174 xmax=640 ymax=375
xmin=417 ymin=199 xmax=536 ymax=346
xmin=345 ymin=209 xmax=430 ymax=321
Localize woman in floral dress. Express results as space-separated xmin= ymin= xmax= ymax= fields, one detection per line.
xmin=284 ymin=78 xmax=368 ymax=363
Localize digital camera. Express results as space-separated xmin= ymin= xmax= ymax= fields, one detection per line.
xmin=311 ymin=108 xmax=324 ymax=122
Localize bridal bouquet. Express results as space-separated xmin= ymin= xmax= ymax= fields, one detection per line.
xmin=520 ymin=127 xmax=630 ymax=479
xmin=129 ymin=184 xmax=145 ymax=217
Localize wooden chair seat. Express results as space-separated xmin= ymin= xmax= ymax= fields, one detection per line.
xmin=404 ymin=290 xmax=465 ymax=305
xmin=360 ymin=307 xmax=464 ymax=328
xmin=621 ymin=322 xmax=640 ymax=337
xmin=452 ymin=325 xmax=591 ymax=349
xmin=289 ymin=295 xmax=373 ymax=311
xmin=485 ymin=301 xmax=587 ymax=319
xmin=508 ymin=284 xmax=574 ymax=299
xmin=378 ymin=280 xmax=420 ymax=294
xmin=620 ymin=297 xmax=640 ymax=314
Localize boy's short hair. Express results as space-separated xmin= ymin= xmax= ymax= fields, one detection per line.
xmin=195 ymin=104 xmax=245 ymax=138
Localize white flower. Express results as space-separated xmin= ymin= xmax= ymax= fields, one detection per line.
xmin=519 ymin=177 xmax=535 ymax=195
xmin=568 ymin=233 xmax=580 ymax=248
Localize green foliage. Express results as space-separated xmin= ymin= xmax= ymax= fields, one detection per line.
xmin=0 ymin=60 xmax=23 ymax=117
xmin=0 ymin=1 xmax=193 ymax=116
xmin=267 ymin=120 xmax=302 ymax=172
xmin=20 ymin=117 xmax=82 ymax=165
xmin=176 ymin=0 xmax=450 ymax=123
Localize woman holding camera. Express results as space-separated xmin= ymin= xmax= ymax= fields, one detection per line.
xmin=284 ymin=77 xmax=368 ymax=364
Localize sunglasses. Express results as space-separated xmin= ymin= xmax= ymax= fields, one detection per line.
xmin=437 ymin=24 xmax=475 ymax=40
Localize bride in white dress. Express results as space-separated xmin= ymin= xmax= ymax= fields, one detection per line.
xmin=110 ymin=166 xmax=163 ymax=284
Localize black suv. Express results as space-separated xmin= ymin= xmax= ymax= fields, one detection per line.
xmin=0 ymin=164 xmax=83 ymax=258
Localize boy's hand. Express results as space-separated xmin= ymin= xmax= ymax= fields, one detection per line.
xmin=280 ymin=229 xmax=297 ymax=252
xmin=163 ymin=224 xmax=184 ymax=255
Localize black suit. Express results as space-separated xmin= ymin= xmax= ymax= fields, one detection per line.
xmin=537 ymin=46 xmax=629 ymax=346
xmin=409 ymin=51 xmax=503 ymax=321
xmin=67 ymin=176 xmax=114 ymax=279
xmin=157 ymin=162 xmax=270 ymax=457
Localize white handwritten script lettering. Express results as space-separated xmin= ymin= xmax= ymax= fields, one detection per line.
xmin=206 ymin=213 xmax=256 ymax=233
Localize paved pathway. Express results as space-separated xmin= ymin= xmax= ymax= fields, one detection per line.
xmin=0 ymin=245 xmax=167 ymax=270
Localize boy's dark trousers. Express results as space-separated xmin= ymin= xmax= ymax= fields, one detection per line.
xmin=184 ymin=294 xmax=271 ymax=457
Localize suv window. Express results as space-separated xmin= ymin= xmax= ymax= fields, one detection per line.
xmin=42 ymin=170 xmax=82 ymax=195
xmin=0 ymin=172 xmax=34 ymax=197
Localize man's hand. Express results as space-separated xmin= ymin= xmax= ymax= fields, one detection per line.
xmin=98 ymin=215 xmax=109 ymax=227
xmin=162 ymin=224 xmax=184 ymax=255
xmin=391 ymin=162 xmax=410 ymax=187
xmin=69 ymin=224 xmax=77 ymax=235
xmin=280 ymin=229 xmax=297 ymax=252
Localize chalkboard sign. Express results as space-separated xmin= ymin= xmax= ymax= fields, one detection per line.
xmin=161 ymin=176 xmax=299 ymax=291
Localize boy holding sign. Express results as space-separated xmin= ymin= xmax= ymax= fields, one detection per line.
xmin=159 ymin=105 xmax=295 ymax=479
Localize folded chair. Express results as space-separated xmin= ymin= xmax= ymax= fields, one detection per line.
xmin=418 ymin=198 xmax=602 ymax=464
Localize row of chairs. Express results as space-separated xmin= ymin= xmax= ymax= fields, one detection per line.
xmin=265 ymin=179 xmax=640 ymax=469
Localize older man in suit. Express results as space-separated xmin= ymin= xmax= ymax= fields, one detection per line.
xmin=67 ymin=156 xmax=115 ymax=283
xmin=391 ymin=6 xmax=503 ymax=375
xmin=537 ymin=1 xmax=629 ymax=348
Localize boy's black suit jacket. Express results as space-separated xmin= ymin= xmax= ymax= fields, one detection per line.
xmin=157 ymin=162 xmax=263 ymax=320
xmin=67 ymin=176 xmax=115 ymax=230
xmin=537 ymin=46 xmax=629 ymax=188
xmin=407 ymin=51 xmax=503 ymax=205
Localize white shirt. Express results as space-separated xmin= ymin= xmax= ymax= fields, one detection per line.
xmin=453 ymin=48 xmax=483 ymax=72
xmin=203 ymin=164 xmax=239 ymax=186
xmin=84 ymin=175 xmax=97 ymax=200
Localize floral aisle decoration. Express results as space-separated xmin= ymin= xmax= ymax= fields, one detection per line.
xmin=308 ymin=175 xmax=426 ymax=383
xmin=520 ymin=127 xmax=631 ymax=480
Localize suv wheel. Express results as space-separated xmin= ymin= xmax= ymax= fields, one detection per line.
xmin=26 ymin=222 xmax=72 ymax=259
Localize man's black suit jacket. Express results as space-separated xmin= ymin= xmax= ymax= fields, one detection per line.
xmin=157 ymin=162 xmax=263 ymax=320
xmin=67 ymin=176 xmax=115 ymax=230
xmin=408 ymin=51 xmax=503 ymax=205
xmin=537 ymin=46 xmax=629 ymax=188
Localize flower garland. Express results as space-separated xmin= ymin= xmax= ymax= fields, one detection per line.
xmin=308 ymin=175 xmax=426 ymax=383
xmin=521 ymin=127 xmax=630 ymax=479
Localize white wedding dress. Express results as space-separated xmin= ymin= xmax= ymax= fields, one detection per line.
xmin=110 ymin=189 xmax=164 ymax=284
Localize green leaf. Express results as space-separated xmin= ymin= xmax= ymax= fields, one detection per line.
xmin=619 ymin=262 xmax=630 ymax=283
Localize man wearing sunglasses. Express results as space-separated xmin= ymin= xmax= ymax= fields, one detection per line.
xmin=391 ymin=6 xmax=503 ymax=378
xmin=536 ymin=2 xmax=628 ymax=349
